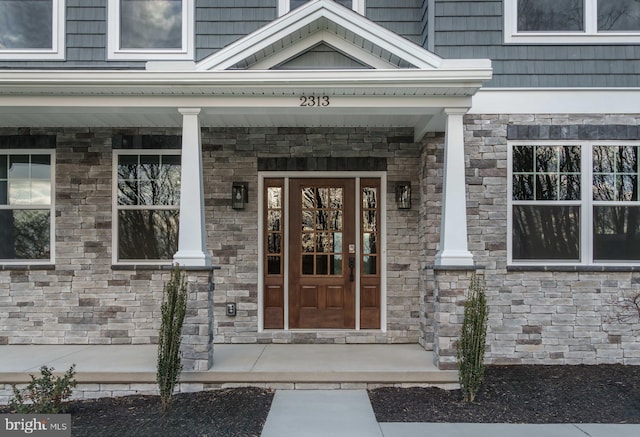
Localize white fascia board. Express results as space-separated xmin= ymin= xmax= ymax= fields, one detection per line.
xmin=0 ymin=69 xmax=492 ymax=90
xmin=471 ymin=88 xmax=640 ymax=114
xmin=195 ymin=0 xmax=443 ymax=71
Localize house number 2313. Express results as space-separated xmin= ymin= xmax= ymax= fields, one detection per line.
xmin=299 ymin=95 xmax=330 ymax=107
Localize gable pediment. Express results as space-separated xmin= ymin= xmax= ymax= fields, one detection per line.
xmin=273 ymin=42 xmax=372 ymax=70
xmin=195 ymin=0 xmax=442 ymax=71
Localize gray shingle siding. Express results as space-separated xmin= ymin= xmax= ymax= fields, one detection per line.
xmin=432 ymin=0 xmax=640 ymax=87
xmin=366 ymin=0 xmax=423 ymax=45
xmin=195 ymin=0 xmax=276 ymax=61
xmin=1 ymin=0 xmax=638 ymax=88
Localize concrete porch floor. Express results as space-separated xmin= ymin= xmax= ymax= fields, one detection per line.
xmin=0 ymin=344 xmax=458 ymax=387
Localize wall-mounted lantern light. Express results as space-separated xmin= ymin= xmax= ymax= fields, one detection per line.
xmin=395 ymin=182 xmax=411 ymax=210
xmin=232 ymin=182 xmax=248 ymax=210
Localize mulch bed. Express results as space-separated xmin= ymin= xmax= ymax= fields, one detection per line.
xmin=369 ymin=364 xmax=640 ymax=424
xmin=2 ymin=365 xmax=640 ymax=435
xmin=2 ymin=388 xmax=274 ymax=437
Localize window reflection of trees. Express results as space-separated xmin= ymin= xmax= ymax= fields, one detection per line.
xmin=0 ymin=154 xmax=52 ymax=260
xmin=0 ymin=210 xmax=50 ymax=259
xmin=518 ymin=0 xmax=584 ymax=31
xmin=598 ymin=0 xmax=640 ymax=31
xmin=593 ymin=145 xmax=640 ymax=260
xmin=118 ymin=210 xmax=178 ymax=260
xmin=117 ymin=154 xmax=180 ymax=260
xmin=300 ymin=186 xmax=344 ymax=276
xmin=512 ymin=145 xmax=581 ymax=261
xmin=513 ymin=205 xmax=580 ymax=260
xmin=513 ymin=145 xmax=581 ymax=201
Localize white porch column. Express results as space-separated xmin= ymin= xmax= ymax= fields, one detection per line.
xmin=434 ymin=108 xmax=474 ymax=267
xmin=173 ymin=108 xmax=211 ymax=267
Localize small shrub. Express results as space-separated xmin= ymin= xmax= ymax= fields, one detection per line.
xmin=456 ymin=273 xmax=488 ymax=403
xmin=10 ymin=365 xmax=77 ymax=414
xmin=157 ymin=265 xmax=188 ymax=412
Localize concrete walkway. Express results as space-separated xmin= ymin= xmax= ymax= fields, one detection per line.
xmin=261 ymin=390 xmax=640 ymax=437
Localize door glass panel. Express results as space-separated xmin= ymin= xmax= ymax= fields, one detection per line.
xmin=316 ymin=233 xmax=332 ymax=253
xmin=300 ymin=185 xmax=345 ymax=276
xmin=331 ymin=255 xmax=343 ymax=275
xmin=316 ymin=188 xmax=329 ymax=208
xmin=267 ymin=256 xmax=281 ymax=275
xmin=302 ymin=233 xmax=314 ymax=252
xmin=268 ymin=211 xmax=281 ymax=231
xmin=361 ymin=183 xmax=379 ymax=276
xmin=268 ymin=187 xmax=282 ymax=209
xmin=330 ymin=211 xmax=343 ymax=230
xmin=363 ymin=256 xmax=377 ymax=275
xmin=265 ymin=184 xmax=283 ymax=277
xmin=316 ymin=210 xmax=329 ymax=230
xmin=362 ymin=187 xmax=377 ymax=209
xmin=302 ymin=254 xmax=314 ymax=274
xmin=363 ymin=233 xmax=377 ymax=255
xmin=363 ymin=211 xmax=377 ymax=232
xmin=316 ymin=256 xmax=328 ymax=275
xmin=302 ymin=210 xmax=314 ymax=230
xmin=330 ymin=188 xmax=343 ymax=209
xmin=334 ymin=232 xmax=342 ymax=253
xmin=302 ymin=187 xmax=315 ymax=209
xmin=268 ymin=234 xmax=281 ymax=254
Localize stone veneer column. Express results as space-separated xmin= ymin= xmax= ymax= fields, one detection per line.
xmin=180 ymin=269 xmax=215 ymax=371
xmin=174 ymin=108 xmax=211 ymax=267
xmin=432 ymin=268 xmax=475 ymax=370
xmin=435 ymin=108 xmax=474 ymax=267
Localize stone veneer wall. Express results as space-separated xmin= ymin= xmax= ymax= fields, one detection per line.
xmin=421 ymin=114 xmax=640 ymax=367
xmin=202 ymin=127 xmax=424 ymax=344
xmin=0 ymin=128 xmax=214 ymax=370
xmin=0 ymin=127 xmax=424 ymax=351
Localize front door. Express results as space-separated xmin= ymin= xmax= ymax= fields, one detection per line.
xmin=262 ymin=176 xmax=381 ymax=330
xmin=289 ymin=179 xmax=356 ymax=329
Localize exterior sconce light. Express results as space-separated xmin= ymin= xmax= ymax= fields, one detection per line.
xmin=395 ymin=182 xmax=411 ymax=210
xmin=232 ymin=182 xmax=248 ymax=210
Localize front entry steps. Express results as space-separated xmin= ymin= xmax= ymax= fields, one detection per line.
xmin=0 ymin=344 xmax=458 ymax=402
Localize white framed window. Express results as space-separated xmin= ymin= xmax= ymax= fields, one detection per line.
xmin=505 ymin=0 xmax=640 ymax=43
xmin=107 ymin=0 xmax=194 ymax=60
xmin=113 ymin=150 xmax=181 ymax=264
xmin=0 ymin=0 xmax=65 ymax=60
xmin=508 ymin=141 xmax=640 ymax=266
xmin=0 ymin=151 xmax=55 ymax=264
xmin=278 ymin=0 xmax=365 ymax=16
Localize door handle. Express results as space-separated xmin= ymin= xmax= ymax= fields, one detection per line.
xmin=348 ymin=257 xmax=355 ymax=282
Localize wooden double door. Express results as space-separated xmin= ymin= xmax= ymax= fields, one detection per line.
xmin=263 ymin=178 xmax=381 ymax=330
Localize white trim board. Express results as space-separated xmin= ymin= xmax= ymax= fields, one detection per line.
xmin=471 ymin=89 xmax=640 ymax=114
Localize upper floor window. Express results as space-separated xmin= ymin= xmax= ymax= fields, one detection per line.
xmin=0 ymin=0 xmax=65 ymax=60
xmin=509 ymin=142 xmax=640 ymax=265
xmin=108 ymin=0 xmax=194 ymax=60
xmin=0 ymin=152 xmax=54 ymax=264
xmin=505 ymin=0 xmax=640 ymax=43
xmin=278 ymin=0 xmax=365 ymax=16
xmin=113 ymin=151 xmax=181 ymax=263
